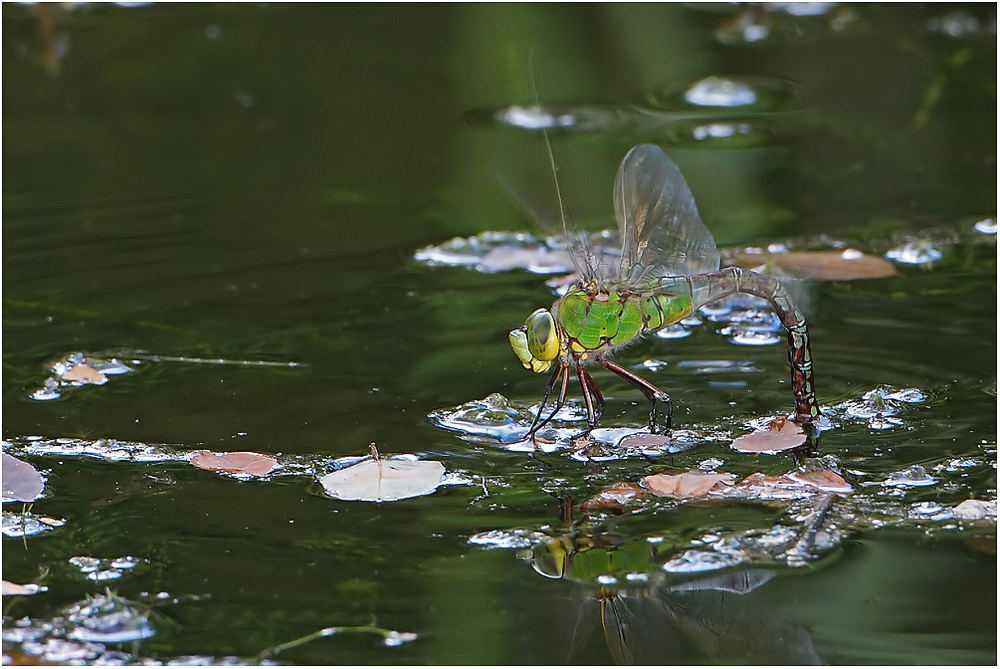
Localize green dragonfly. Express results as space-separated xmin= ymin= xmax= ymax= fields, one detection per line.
xmin=508 ymin=143 xmax=820 ymax=441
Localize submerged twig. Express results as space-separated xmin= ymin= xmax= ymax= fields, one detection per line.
xmin=254 ymin=616 xmax=417 ymax=660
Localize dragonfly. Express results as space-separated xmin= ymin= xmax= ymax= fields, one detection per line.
xmin=508 ymin=143 xmax=820 ymax=441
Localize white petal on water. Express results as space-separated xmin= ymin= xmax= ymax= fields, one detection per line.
xmin=319 ymin=459 xmax=446 ymax=502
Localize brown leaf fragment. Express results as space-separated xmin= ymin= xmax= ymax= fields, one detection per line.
xmin=731 ymin=417 xmax=807 ymax=454
xmin=189 ymin=450 xmax=278 ymax=476
xmin=788 ymin=469 xmax=853 ymax=493
xmin=61 ymin=364 xmax=108 ymax=385
xmin=641 ymin=471 xmax=737 ymax=499
xmin=733 ymin=249 xmax=898 ymax=281
xmin=580 ymin=482 xmax=647 ymax=511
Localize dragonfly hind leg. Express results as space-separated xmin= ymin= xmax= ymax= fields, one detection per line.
xmin=574 ymin=365 xmax=606 ymax=438
xmin=599 ymin=358 xmax=673 ymax=433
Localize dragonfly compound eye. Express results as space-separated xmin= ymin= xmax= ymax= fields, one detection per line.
xmin=525 ymin=309 xmax=559 ymax=361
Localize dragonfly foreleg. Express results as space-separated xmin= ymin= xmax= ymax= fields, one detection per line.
xmin=525 ymin=362 xmax=571 ymax=444
xmin=599 ymin=358 xmax=673 ymax=433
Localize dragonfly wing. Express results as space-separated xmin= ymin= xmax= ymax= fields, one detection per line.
xmin=613 ymin=144 xmax=721 ymax=282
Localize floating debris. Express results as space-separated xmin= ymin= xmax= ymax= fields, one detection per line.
xmin=68 ymin=555 xmax=146 ymax=582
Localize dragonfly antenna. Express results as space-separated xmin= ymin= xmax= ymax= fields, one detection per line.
xmin=529 ymin=50 xmax=570 ymax=241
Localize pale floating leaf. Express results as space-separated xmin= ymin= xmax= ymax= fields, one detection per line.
xmin=189 ymin=450 xmax=278 ymax=477
xmin=2 ymin=580 xmax=39 ymax=596
xmin=953 ymin=499 xmax=997 ymax=521
xmin=319 ymin=457 xmax=446 ymax=503
xmin=61 ymin=364 xmax=109 ymax=385
xmin=731 ymin=417 xmax=807 ymax=454
xmin=733 ymin=249 xmax=897 ymax=280
xmin=2 ymin=452 xmax=45 ymax=502
xmin=640 ymin=470 xmax=737 ymax=499
xmin=580 ymin=482 xmax=647 ymax=511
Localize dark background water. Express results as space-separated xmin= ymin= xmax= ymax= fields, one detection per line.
xmin=3 ymin=3 xmax=996 ymax=665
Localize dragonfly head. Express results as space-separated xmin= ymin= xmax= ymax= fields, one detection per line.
xmin=509 ymin=308 xmax=560 ymax=373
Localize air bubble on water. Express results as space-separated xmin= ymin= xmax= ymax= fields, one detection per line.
xmin=663 ymin=549 xmax=744 ymax=573
xmin=383 ymin=630 xmax=418 ymax=647
xmin=908 ymin=501 xmax=953 ymax=522
xmin=68 ymin=556 xmax=102 ymax=573
xmin=63 ymin=593 xmax=155 ymax=644
xmin=928 ymin=9 xmax=982 ymax=37
xmin=684 ymin=76 xmax=759 ymax=107
xmin=15 ymin=437 xmax=184 ymax=464
xmin=468 ymin=529 xmax=547 ymax=549
xmin=886 ymin=388 xmax=925 ymax=403
xmin=885 ymin=240 xmax=943 ymax=264
xmin=883 ymin=465 xmax=936 ymax=488
xmin=494 ymin=104 xmax=577 ymax=130
xmin=725 ymin=328 xmax=783 ymax=346
xmin=777 ymin=2 xmax=836 ymax=16
xmin=676 ymin=359 xmax=759 ymax=374
xmin=973 ymin=218 xmax=997 ymax=234
xmin=692 ymin=122 xmax=752 ymax=141
xmin=654 ymin=323 xmax=693 ymax=339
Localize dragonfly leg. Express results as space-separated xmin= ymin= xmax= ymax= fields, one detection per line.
xmin=599 ymin=358 xmax=672 ymax=433
xmin=525 ymin=362 xmax=571 ymax=445
xmin=578 ymin=365 xmax=606 ymax=427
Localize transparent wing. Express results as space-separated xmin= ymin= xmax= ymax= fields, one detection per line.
xmin=612 ymin=144 xmax=721 ymax=283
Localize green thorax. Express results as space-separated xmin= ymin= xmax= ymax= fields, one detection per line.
xmin=554 ymin=278 xmax=694 ymax=355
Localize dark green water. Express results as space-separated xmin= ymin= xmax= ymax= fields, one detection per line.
xmin=3 ymin=3 xmax=996 ymax=665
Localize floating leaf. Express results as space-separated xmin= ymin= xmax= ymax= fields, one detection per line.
xmin=731 ymin=417 xmax=807 ymax=454
xmin=788 ymin=469 xmax=853 ymax=493
xmin=189 ymin=450 xmax=278 ymax=477
xmin=2 ymin=581 xmax=40 ymax=596
xmin=61 ymin=364 xmax=108 ymax=385
xmin=319 ymin=444 xmax=445 ymax=503
xmin=580 ymin=482 xmax=647 ymax=511
xmin=2 ymin=452 xmax=45 ymax=502
xmin=953 ymin=499 xmax=996 ymax=521
xmin=640 ymin=470 xmax=736 ymax=499
xmin=733 ymin=249 xmax=897 ymax=280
